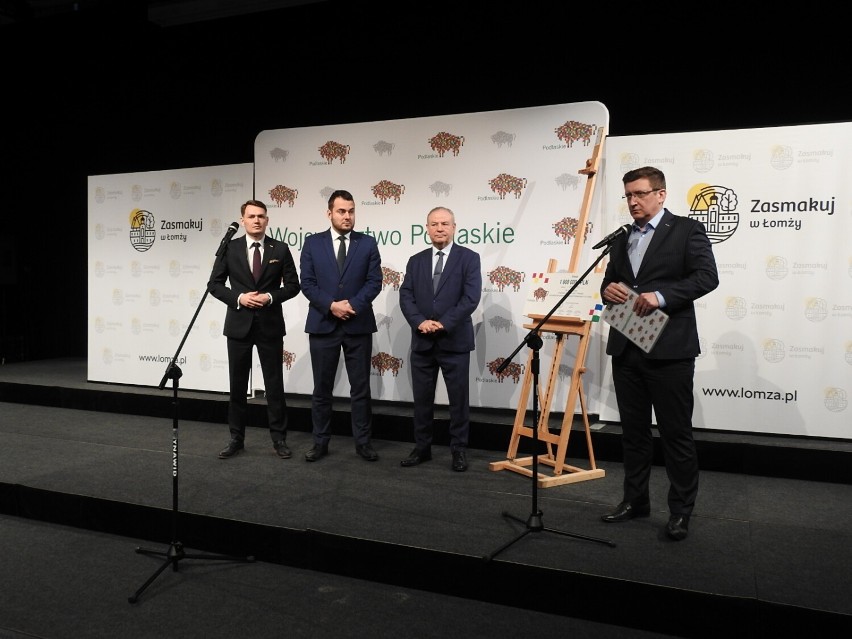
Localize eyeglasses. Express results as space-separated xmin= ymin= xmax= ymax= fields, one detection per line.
xmin=622 ymin=189 xmax=662 ymax=200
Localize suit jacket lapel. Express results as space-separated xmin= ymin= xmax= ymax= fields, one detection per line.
xmin=345 ymin=232 xmax=360 ymax=270
xmin=240 ymin=236 xmax=254 ymax=281
xmin=636 ymin=210 xmax=672 ymax=277
xmin=322 ymin=229 xmax=337 ymax=269
xmin=260 ymin=237 xmax=275 ymax=276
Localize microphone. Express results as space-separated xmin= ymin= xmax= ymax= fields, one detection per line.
xmin=215 ymin=222 xmax=240 ymax=257
xmin=592 ymin=223 xmax=632 ymax=250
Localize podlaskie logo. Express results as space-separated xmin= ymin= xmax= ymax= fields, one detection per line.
xmin=371 ymin=351 xmax=403 ymax=377
xmin=129 ymin=209 xmax=156 ymax=252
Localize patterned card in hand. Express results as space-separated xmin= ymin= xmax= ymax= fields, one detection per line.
xmin=601 ymin=284 xmax=669 ymax=353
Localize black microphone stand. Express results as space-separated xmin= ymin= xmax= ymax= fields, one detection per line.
xmin=486 ymin=244 xmax=616 ymax=561
xmin=129 ymin=232 xmax=255 ymax=604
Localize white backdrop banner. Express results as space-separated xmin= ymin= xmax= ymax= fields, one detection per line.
xmin=88 ymin=164 xmax=253 ymax=391
xmin=253 ymin=101 xmax=610 ymax=412
xmin=599 ymin=124 xmax=851 ymax=439
xmin=87 ymin=109 xmax=850 ymax=440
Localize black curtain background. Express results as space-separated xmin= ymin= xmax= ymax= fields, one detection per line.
xmin=1 ymin=1 xmax=847 ymax=362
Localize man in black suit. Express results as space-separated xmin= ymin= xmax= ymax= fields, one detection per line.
xmin=299 ymin=189 xmax=383 ymax=462
xmin=208 ymin=199 xmax=300 ymax=460
xmin=599 ymin=166 xmax=718 ymax=541
xmin=398 ymin=206 xmax=482 ymax=472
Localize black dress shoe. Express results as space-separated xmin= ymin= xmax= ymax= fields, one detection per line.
xmin=400 ymin=448 xmax=432 ymax=467
xmin=304 ymin=443 xmax=328 ymax=462
xmin=601 ymin=501 xmax=651 ymax=523
xmin=451 ymin=450 xmax=468 ymax=472
xmin=273 ymin=440 xmax=291 ymax=459
xmin=666 ymin=515 xmax=690 ymax=541
xmin=355 ymin=443 xmax=378 ymax=461
xmin=218 ymin=439 xmax=244 ymax=459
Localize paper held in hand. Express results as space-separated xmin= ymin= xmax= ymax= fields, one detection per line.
xmin=601 ymin=284 xmax=669 ymax=353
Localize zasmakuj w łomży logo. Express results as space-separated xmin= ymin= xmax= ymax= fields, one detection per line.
xmin=129 ymin=209 xmax=156 ymax=252
xmin=687 ymin=184 xmax=739 ymax=244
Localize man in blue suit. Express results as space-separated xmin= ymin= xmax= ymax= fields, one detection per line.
xmin=599 ymin=166 xmax=718 ymax=541
xmin=299 ymin=189 xmax=383 ymax=462
xmin=399 ymin=206 xmax=482 ymax=472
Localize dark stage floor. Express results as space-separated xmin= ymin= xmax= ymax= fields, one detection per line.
xmin=0 ymin=358 xmax=851 ymax=638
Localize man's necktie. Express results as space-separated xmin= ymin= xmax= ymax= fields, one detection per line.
xmin=251 ymin=242 xmax=262 ymax=282
xmin=433 ymin=250 xmax=444 ymax=292
xmin=337 ymin=235 xmax=346 ymax=273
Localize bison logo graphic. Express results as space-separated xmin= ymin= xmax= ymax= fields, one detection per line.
xmin=371 ymin=179 xmax=405 ymax=204
xmin=552 ymin=217 xmax=593 ymax=244
xmin=487 ymin=266 xmax=525 ymax=292
xmin=488 ymin=173 xmax=527 ymax=199
xmin=371 ymin=352 xmax=404 ymax=376
xmin=281 ymin=350 xmax=296 ymax=370
xmin=428 ymin=131 xmax=464 ymax=157
xmin=269 ymin=147 xmax=288 ymax=162
xmin=554 ymin=120 xmax=597 ymax=147
xmin=381 ymin=266 xmax=404 ymax=290
xmin=318 ymin=140 xmax=350 ymax=164
xmin=488 ymin=315 xmax=514 ymax=333
xmin=269 ymin=185 xmax=298 ymax=207
xmin=487 ymin=357 xmax=525 ymax=383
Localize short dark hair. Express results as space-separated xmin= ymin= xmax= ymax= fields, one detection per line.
xmin=622 ymin=166 xmax=666 ymax=190
xmin=240 ymin=199 xmax=267 ymax=216
xmin=327 ymin=189 xmax=354 ymax=209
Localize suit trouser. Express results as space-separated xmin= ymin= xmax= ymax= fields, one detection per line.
xmin=410 ymin=345 xmax=471 ymax=453
xmin=226 ymin=323 xmax=287 ymax=442
xmin=611 ymin=344 xmax=698 ymax=516
xmin=308 ymin=324 xmax=373 ymax=447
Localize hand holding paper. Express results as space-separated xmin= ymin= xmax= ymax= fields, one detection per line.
xmin=601 ymin=283 xmax=669 ymax=353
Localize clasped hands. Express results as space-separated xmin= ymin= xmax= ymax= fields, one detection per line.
xmin=240 ymin=291 xmax=270 ymax=309
xmin=417 ymin=319 xmax=444 ymax=334
xmin=331 ymin=300 xmax=356 ymax=321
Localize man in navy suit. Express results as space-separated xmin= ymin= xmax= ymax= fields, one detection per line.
xmin=208 ymin=199 xmax=301 ymax=460
xmin=399 ymin=206 xmax=482 ymax=472
xmin=299 ymin=189 xmax=383 ymax=462
xmin=599 ymin=166 xmax=718 ymax=540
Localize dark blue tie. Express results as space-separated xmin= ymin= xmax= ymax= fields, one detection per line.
xmin=433 ymin=250 xmax=444 ymax=292
xmin=337 ymin=235 xmax=346 ymax=273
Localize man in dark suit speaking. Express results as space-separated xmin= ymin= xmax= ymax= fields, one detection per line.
xmin=599 ymin=166 xmax=718 ymax=541
xmin=299 ymin=189 xmax=383 ymax=463
xmin=208 ymin=199 xmax=301 ymax=460
xmin=399 ymin=206 xmax=482 ymax=472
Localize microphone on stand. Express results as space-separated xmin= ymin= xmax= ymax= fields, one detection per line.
xmin=215 ymin=222 xmax=240 ymax=257
xmin=592 ymin=223 xmax=632 ymax=250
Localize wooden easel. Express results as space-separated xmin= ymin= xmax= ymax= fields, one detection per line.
xmin=489 ymin=128 xmax=606 ymax=488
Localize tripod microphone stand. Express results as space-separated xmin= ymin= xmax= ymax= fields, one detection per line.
xmin=486 ymin=246 xmax=616 ymax=561
xmin=129 ymin=226 xmax=254 ymax=604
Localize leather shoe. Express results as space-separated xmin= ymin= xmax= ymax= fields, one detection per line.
xmin=355 ymin=443 xmax=378 ymax=461
xmin=273 ymin=440 xmax=291 ymax=459
xmin=451 ymin=450 xmax=468 ymax=472
xmin=400 ymin=448 xmax=432 ymax=467
xmin=218 ymin=439 xmax=244 ymax=459
xmin=666 ymin=515 xmax=690 ymax=541
xmin=304 ymin=443 xmax=328 ymax=462
xmin=601 ymin=501 xmax=650 ymax=523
